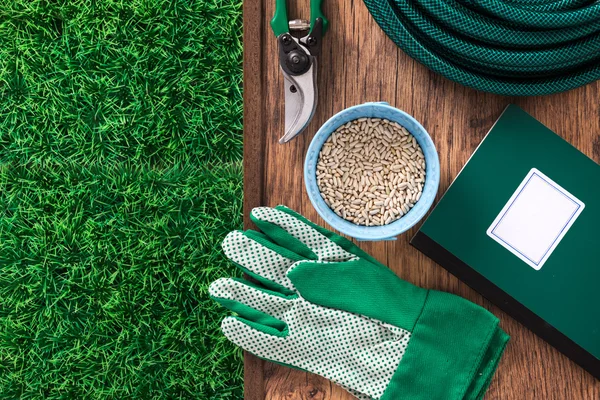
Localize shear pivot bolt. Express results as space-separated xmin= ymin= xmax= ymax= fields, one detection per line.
xmin=285 ymin=50 xmax=309 ymax=74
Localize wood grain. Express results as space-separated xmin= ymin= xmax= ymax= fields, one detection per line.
xmin=243 ymin=0 xmax=600 ymax=397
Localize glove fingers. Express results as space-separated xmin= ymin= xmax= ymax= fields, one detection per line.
xmin=221 ymin=316 xmax=286 ymax=360
xmin=250 ymin=206 xmax=357 ymax=262
xmin=222 ymin=230 xmax=299 ymax=292
xmin=210 ymin=277 xmax=295 ymax=321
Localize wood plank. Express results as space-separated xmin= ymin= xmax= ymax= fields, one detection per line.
xmin=242 ymin=0 xmax=266 ymax=395
xmin=242 ymin=0 xmax=600 ymax=397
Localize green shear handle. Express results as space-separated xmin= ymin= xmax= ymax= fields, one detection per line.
xmin=271 ymin=0 xmax=328 ymax=37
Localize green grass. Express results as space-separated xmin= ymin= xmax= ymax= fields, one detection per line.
xmin=0 ymin=1 xmax=243 ymax=398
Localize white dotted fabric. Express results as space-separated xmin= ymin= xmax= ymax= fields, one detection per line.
xmin=220 ymin=294 xmax=410 ymax=399
xmin=251 ymin=207 xmax=358 ymax=262
xmin=222 ymin=231 xmax=296 ymax=291
xmin=339 ymin=385 xmax=372 ymax=400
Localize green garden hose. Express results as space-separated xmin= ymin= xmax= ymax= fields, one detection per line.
xmin=362 ymin=0 xmax=600 ymax=95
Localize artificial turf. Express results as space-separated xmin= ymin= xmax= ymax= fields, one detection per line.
xmin=0 ymin=1 xmax=243 ymax=398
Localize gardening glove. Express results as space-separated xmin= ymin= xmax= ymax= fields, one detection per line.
xmin=209 ymin=205 xmax=509 ymax=400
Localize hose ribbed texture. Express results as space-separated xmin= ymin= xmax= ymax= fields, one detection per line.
xmin=362 ymin=0 xmax=600 ymax=95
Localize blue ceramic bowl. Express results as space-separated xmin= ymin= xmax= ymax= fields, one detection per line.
xmin=304 ymin=102 xmax=440 ymax=241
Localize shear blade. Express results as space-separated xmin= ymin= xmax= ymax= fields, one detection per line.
xmin=280 ymin=61 xmax=317 ymax=144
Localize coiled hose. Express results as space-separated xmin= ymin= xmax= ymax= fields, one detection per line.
xmin=362 ymin=0 xmax=600 ymax=95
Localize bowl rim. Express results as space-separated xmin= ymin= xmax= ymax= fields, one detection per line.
xmin=304 ymin=102 xmax=440 ymax=240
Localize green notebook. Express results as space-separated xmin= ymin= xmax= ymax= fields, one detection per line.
xmin=411 ymin=105 xmax=600 ymax=379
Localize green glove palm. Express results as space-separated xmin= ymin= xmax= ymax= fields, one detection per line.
xmin=210 ymin=206 xmax=509 ymax=400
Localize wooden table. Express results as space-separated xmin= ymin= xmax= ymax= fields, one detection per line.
xmin=243 ymin=0 xmax=600 ymax=397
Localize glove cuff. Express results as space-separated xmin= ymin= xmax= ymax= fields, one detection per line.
xmin=381 ymin=290 xmax=509 ymax=400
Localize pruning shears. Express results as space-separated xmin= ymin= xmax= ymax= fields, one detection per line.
xmin=271 ymin=0 xmax=328 ymax=144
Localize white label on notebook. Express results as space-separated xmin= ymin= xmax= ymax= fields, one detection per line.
xmin=486 ymin=168 xmax=584 ymax=270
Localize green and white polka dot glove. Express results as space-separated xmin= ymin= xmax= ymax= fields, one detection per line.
xmin=209 ymin=206 xmax=509 ymax=400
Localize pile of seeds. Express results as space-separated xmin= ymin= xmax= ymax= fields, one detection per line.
xmin=316 ymin=117 xmax=426 ymax=226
